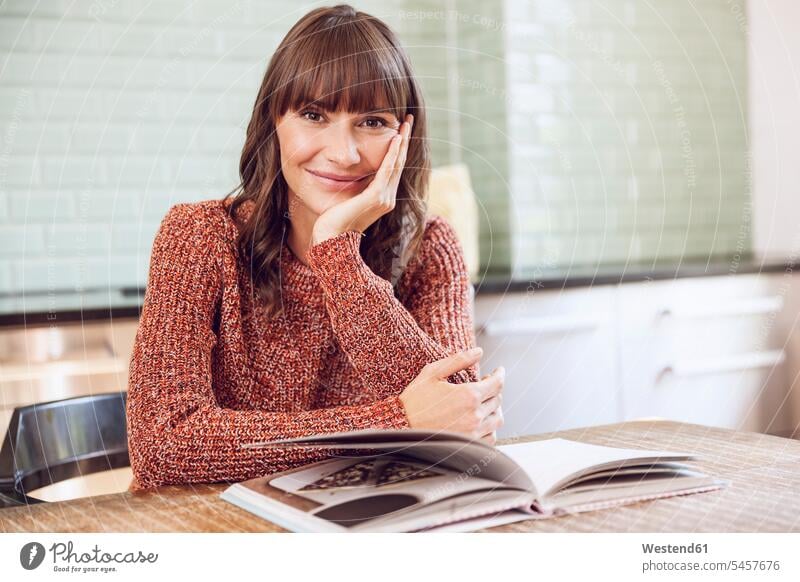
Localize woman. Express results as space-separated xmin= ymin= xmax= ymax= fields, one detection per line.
xmin=126 ymin=4 xmax=505 ymax=490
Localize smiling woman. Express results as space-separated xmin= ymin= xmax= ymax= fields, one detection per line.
xmin=125 ymin=4 xmax=505 ymax=491
xmin=229 ymin=2 xmax=430 ymax=306
xmin=276 ymin=106 xmax=416 ymax=252
xmin=279 ymin=107 xmax=401 ymax=198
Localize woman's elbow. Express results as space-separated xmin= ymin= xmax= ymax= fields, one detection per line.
xmin=127 ymin=433 xmax=174 ymax=490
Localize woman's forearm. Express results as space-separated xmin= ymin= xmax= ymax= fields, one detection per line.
xmin=306 ymin=218 xmax=478 ymax=400
xmin=127 ymin=374 xmax=410 ymax=489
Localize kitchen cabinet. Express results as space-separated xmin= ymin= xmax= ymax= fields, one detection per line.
xmin=774 ymin=269 xmax=800 ymax=438
xmin=618 ymin=274 xmax=793 ymax=436
xmin=474 ymin=285 xmax=619 ymax=438
xmin=476 ymin=272 xmax=800 ymax=439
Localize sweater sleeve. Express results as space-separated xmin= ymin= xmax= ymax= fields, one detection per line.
xmin=305 ymin=215 xmax=479 ymax=401
xmin=126 ymin=204 xmax=411 ymax=491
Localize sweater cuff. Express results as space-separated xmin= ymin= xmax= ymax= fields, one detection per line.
xmin=306 ymin=230 xmax=376 ymax=296
xmin=370 ymin=394 xmax=412 ymax=430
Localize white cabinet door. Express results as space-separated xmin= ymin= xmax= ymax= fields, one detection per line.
xmin=618 ymin=274 xmax=792 ymax=434
xmin=772 ymin=271 xmax=800 ymax=438
xmin=474 ymin=286 xmax=619 ymax=438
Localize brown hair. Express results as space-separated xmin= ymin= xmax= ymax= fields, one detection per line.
xmin=223 ymin=4 xmax=430 ymax=319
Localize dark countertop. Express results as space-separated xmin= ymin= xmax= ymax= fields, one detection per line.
xmin=1 ymin=259 xmax=796 ymax=328
xmin=476 ymin=258 xmax=798 ymax=294
xmin=0 ymin=288 xmax=144 ymax=328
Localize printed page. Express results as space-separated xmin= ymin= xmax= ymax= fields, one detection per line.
xmin=270 ymin=454 xmax=512 ymax=517
xmin=244 ymin=428 xmax=536 ymax=492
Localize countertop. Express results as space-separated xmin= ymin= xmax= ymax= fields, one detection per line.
xmin=1 ymin=420 xmax=798 ymax=532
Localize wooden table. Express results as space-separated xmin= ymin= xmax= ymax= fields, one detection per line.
xmin=2 ymin=420 xmax=799 ymax=532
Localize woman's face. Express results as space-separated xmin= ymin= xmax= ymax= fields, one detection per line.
xmin=275 ymin=106 xmax=401 ymax=217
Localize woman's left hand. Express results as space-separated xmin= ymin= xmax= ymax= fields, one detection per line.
xmin=311 ymin=113 xmax=413 ymax=245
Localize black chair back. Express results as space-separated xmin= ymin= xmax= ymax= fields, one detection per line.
xmin=0 ymin=392 xmax=129 ymax=508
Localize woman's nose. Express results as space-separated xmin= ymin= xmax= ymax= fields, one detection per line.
xmin=323 ymin=122 xmax=361 ymax=166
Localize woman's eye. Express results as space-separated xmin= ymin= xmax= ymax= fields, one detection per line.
xmin=299 ymin=111 xmax=387 ymax=128
xmin=362 ymin=117 xmax=387 ymax=129
xmin=301 ymin=110 xmax=323 ymax=122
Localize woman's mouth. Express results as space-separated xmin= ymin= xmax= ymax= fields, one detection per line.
xmin=306 ymin=169 xmax=369 ymax=191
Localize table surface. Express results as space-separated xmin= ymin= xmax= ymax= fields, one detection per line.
xmin=2 ymin=420 xmax=799 ymax=533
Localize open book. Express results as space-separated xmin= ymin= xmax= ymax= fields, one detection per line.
xmin=219 ymin=429 xmax=728 ymax=533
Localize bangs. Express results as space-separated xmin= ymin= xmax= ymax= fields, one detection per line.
xmin=272 ymin=16 xmax=409 ymax=118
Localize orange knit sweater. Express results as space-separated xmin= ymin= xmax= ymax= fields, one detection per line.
xmin=126 ymin=197 xmax=478 ymax=490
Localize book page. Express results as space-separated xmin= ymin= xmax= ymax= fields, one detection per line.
xmin=497 ymin=438 xmax=695 ymax=498
xmin=248 ymin=430 xmax=535 ymax=491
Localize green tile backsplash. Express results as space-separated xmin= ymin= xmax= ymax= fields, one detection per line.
xmin=0 ymin=0 xmax=751 ymax=295
xmin=399 ymin=0 xmax=752 ymax=277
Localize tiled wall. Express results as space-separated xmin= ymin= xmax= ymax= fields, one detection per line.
xmin=451 ymin=0 xmax=514 ymax=274
xmin=1 ymin=1 xmax=270 ymax=294
xmin=450 ymin=0 xmax=751 ymax=275
xmin=504 ymin=0 xmax=751 ymax=276
xmin=0 ymin=0 xmax=462 ymax=296
xmin=0 ymin=0 xmax=750 ymax=296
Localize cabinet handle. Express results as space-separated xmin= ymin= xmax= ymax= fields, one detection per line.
xmin=657 ymin=295 xmax=784 ymax=320
xmin=477 ymin=314 xmax=604 ymax=337
xmin=657 ymin=350 xmax=786 ymax=379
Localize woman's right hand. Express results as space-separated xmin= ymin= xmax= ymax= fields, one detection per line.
xmin=398 ymin=347 xmax=505 ymax=445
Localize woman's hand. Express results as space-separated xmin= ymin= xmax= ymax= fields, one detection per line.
xmin=398 ymin=347 xmax=505 ymax=446
xmin=311 ymin=114 xmax=414 ymax=245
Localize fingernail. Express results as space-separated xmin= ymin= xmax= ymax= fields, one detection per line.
xmin=468 ymin=347 xmax=482 ymax=356
xmin=494 ymin=366 xmax=505 ymax=377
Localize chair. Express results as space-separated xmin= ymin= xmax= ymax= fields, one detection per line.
xmin=0 ymin=392 xmax=129 ymax=508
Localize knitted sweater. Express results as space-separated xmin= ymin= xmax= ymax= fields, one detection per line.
xmin=126 ymin=197 xmax=478 ymax=491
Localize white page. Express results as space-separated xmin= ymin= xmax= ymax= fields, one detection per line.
xmin=496 ymin=438 xmax=695 ymax=498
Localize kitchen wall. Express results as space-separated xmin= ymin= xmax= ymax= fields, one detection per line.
xmin=502 ymin=0 xmax=751 ymax=277
xmin=0 ymin=0 xmax=463 ymax=296
xmin=399 ymin=0 xmax=751 ymax=276
xmin=1 ymin=1 xmax=262 ymax=295
xmin=0 ymin=0 xmax=754 ymax=296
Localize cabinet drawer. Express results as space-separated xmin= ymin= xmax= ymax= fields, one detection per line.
xmin=622 ymin=363 xmax=788 ymax=433
xmin=619 ymin=274 xmax=786 ymax=359
xmin=618 ymin=274 xmax=792 ymax=432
